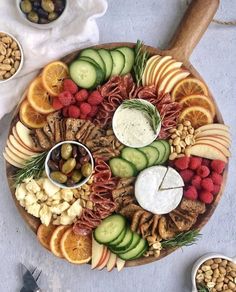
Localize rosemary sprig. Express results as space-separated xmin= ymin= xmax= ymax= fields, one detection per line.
xmin=133 ymin=40 xmax=149 ymax=86
xmin=197 ymin=283 xmax=210 ymax=292
xmin=13 ymin=151 xmax=48 ymax=186
xmin=122 ymin=99 xmax=161 ymax=133
xmin=161 ymin=230 xmax=201 ymax=249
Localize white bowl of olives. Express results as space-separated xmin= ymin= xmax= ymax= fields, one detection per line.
xmin=45 ymin=141 xmax=94 ymax=189
xmin=16 ymin=0 xmax=67 ymax=29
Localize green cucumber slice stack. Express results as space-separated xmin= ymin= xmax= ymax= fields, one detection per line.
xmin=69 ymin=47 xmax=135 ymax=89
xmin=94 ymin=215 xmax=148 ymax=261
xmin=150 ymin=140 xmax=171 ymax=164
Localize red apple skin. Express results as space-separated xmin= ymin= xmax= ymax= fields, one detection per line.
xmin=97 ymin=250 xmax=111 ymax=271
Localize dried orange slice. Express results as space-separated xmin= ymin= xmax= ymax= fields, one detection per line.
xmin=60 ymin=227 xmax=92 ymax=264
xmin=37 ymin=224 xmax=57 ymax=250
xmin=28 ymin=77 xmax=55 ymax=114
xmin=179 ymin=95 xmax=216 ymax=117
xmin=42 ymin=61 xmax=69 ymax=96
xmin=179 ymin=106 xmax=213 ymax=128
xmin=172 ymin=78 xmax=208 ymax=101
xmin=50 ymin=225 xmax=71 ymax=258
xmin=19 ymin=99 xmax=47 ymax=129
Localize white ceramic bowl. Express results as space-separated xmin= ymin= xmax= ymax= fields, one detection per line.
xmin=45 ymin=141 xmax=94 ymax=189
xmin=0 ymin=31 xmax=24 ymax=84
xmin=16 ymin=0 xmax=68 ymax=30
xmin=191 ymin=252 xmax=236 ymax=292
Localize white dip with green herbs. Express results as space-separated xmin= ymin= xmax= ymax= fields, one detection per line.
xmin=112 ymin=105 xmax=160 ymax=148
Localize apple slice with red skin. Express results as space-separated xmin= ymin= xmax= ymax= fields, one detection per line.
xmin=157 ymin=61 xmax=182 ymax=87
xmin=97 ymin=250 xmax=111 ymax=271
xmin=3 ymin=152 xmax=24 ymax=168
xmin=195 ymin=123 xmax=230 ymax=134
xmin=5 ymin=147 xmax=27 ymax=165
xmin=195 ymin=129 xmax=231 ymax=140
xmin=9 ymin=135 xmax=37 ymax=156
xmin=214 ymin=135 xmax=231 ymax=144
xmin=107 ymin=252 xmax=117 ymax=272
xmin=12 ymin=127 xmax=32 ymax=150
xmin=142 ymin=55 xmax=161 ymax=86
xmin=163 ymin=70 xmax=190 ymax=94
xmin=189 ymin=143 xmax=227 ymax=162
xmin=153 ymin=59 xmax=174 ymax=88
xmin=15 ymin=121 xmax=40 ymax=151
xmin=194 ymin=140 xmax=231 ymax=157
xmin=116 ymin=257 xmax=126 ymax=272
xmin=6 ymin=140 xmax=31 ymax=160
xmin=91 ymin=237 xmax=105 ymax=270
xmin=195 ymin=136 xmax=230 ymax=149
xmin=151 ymin=56 xmax=172 ymax=86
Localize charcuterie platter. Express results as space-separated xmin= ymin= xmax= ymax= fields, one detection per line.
xmin=4 ymin=0 xmax=230 ymax=270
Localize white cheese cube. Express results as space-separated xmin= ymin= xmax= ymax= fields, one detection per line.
xmin=15 ymin=183 xmax=27 ymax=201
xmin=67 ymin=199 xmax=82 ymax=218
xmin=39 ymin=205 xmax=52 ymax=226
xmin=36 ymin=178 xmax=45 ymax=188
xmin=60 ymin=212 xmax=74 ymax=225
xmin=27 ymin=203 xmax=41 ymax=218
xmin=43 ymin=178 xmax=60 ymax=197
xmin=19 ymin=199 xmax=26 ymax=208
xmin=25 ymin=192 xmax=37 ymax=206
xmin=25 ymin=179 xmax=41 ymax=193
xmin=61 ymin=189 xmax=74 ymax=202
xmin=50 ymin=202 xmax=70 ymax=215
xmin=23 ymin=176 xmax=33 ymax=184
xmin=52 ymin=191 xmax=61 ymax=201
xmin=36 ymin=190 xmax=45 ymax=201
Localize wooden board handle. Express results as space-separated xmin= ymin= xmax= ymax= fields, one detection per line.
xmin=166 ymin=0 xmax=219 ymax=62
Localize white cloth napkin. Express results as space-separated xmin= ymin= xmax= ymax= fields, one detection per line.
xmin=0 ymin=0 xmax=108 ymax=120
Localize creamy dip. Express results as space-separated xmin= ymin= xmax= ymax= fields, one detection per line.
xmin=112 ymin=101 xmax=161 ymax=147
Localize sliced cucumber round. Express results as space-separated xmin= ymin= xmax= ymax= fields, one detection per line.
xmin=80 ymin=48 xmax=106 ymax=77
xmin=159 ymin=140 xmax=171 ymax=164
xmin=116 ymin=47 xmax=135 ymax=75
xmin=94 ymin=214 xmax=126 ymax=244
xmin=109 ymin=158 xmax=137 ymax=178
xmin=110 ymin=50 xmax=125 ymax=76
xmin=139 ymin=146 xmax=159 ymax=167
xmin=109 ymin=228 xmax=133 ymax=252
xmin=78 ymin=56 xmax=105 ymax=82
xmin=150 ymin=141 xmax=166 ymax=165
xmin=110 ymin=232 xmax=141 ymax=254
xmin=121 ymin=148 xmax=148 ymax=171
xmin=118 ymin=238 xmax=148 ymax=261
xmin=108 ymin=227 xmax=127 ymax=246
xmin=98 ymin=49 xmax=113 ymax=80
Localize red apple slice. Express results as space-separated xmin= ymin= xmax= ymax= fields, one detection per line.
xmin=214 ymin=135 xmax=231 ymax=144
xmin=153 ymin=59 xmax=174 ymax=88
xmin=96 ymin=246 xmax=108 ymax=268
xmin=195 ymin=129 xmax=231 ymax=140
xmin=9 ymin=135 xmax=37 ymax=156
xmin=15 ymin=121 xmax=37 ymax=151
xmin=157 ymin=60 xmax=182 ymax=86
xmin=157 ymin=68 xmax=183 ymax=93
xmin=97 ymin=250 xmax=111 ymax=270
xmin=5 ymin=147 xmax=27 ymax=165
xmin=116 ymin=257 xmax=126 ymax=272
xmin=195 ymin=136 xmax=230 ymax=148
xmin=107 ymin=252 xmax=117 ymax=272
xmin=142 ymin=55 xmax=161 ymax=86
xmin=194 ymin=140 xmax=231 ymax=157
xmin=12 ymin=127 xmax=31 ymax=150
xmin=3 ymin=152 xmax=24 ymax=168
xmin=189 ymin=143 xmax=227 ymax=162
xmin=7 ymin=140 xmax=31 ymax=160
xmin=163 ymin=70 xmax=190 ymax=94
xmin=195 ymin=123 xmax=229 ymax=134
xmin=151 ymin=56 xmax=172 ymax=86
xmin=91 ymin=237 xmax=105 ymax=270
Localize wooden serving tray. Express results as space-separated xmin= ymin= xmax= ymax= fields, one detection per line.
xmin=6 ymin=0 xmax=226 ymax=267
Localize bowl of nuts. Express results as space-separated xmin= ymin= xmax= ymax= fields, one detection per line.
xmin=0 ymin=32 xmax=23 ymax=83
xmin=45 ymin=141 xmax=94 ymax=189
xmin=16 ymin=0 xmax=67 ymax=29
xmin=192 ymin=253 xmax=236 ymax=292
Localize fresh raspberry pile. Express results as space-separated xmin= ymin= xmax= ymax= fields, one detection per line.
xmin=173 ymin=157 xmax=226 ymax=204
xmin=52 ymin=79 xmax=103 ymax=119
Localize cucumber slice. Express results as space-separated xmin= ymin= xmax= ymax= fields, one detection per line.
xmin=139 ymin=146 xmax=159 ymax=167
xmin=109 ymin=158 xmax=137 ymax=178
xmin=116 ymin=47 xmax=135 ymax=75
xmin=98 ymin=49 xmax=113 ymax=79
xmin=109 ymin=228 xmax=133 ymax=252
xmin=132 ymin=244 xmax=148 ymax=259
xmin=109 ymin=227 xmax=127 ymax=246
xmin=159 ymin=140 xmax=171 ymax=164
xmin=121 ymin=148 xmax=148 ymax=171
xmin=78 ymin=56 xmax=105 ymax=82
xmin=118 ymin=238 xmax=148 ymax=261
xmin=110 ymin=50 xmax=125 ymax=76
xmin=80 ymin=48 xmax=106 ymax=77
xmin=110 ymin=232 xmax=141 ymax=254
xmin=151 ymin=141 xmax=166 ymax=165
xmin=94 ymin=214 xmax=126 ymax=244
xmin=69 ymin=60 xmax=103 ymax=89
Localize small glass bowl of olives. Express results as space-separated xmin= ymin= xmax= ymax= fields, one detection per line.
xmin=16 ymin=0 xmax=67 ymax=29
xmin=45 ymin=141 xmax=94 ymax=189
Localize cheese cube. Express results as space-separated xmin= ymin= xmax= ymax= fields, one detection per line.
xmin=61 ymin=189 xmax=74 ymax=202
xmin=39 ymin=205 xmax=52 ymax=226
xmin=19 ymin=199 xmax=26 ymax=208
xmin=25 ymin=192 xmax=37 ymax=206
xmin=60 ymin=212 xmax=74 ymax=225
xmin=15 ymin=183 xmax=27 ymax=201
xmin=50 ymin=202 xmax=70 ymax=215
xmin=67 ymin=199 xmax=82 ymax=218
xmin=27 ymin=203 xmax=41 ymax=218
xmin=26 ymin=179 xmax=41 ymax=193
xmin=52 ymin=191 xmax=61 ymax=201
xmin=36 ymin=190 xmax=45 ymax=201
xmin=43 ymin=178 xmax=60 ymax=197
xmin=36 ymin=178 xmax=45 ymax=188
xmin=23 ymin=176 xmax=33 ymax=184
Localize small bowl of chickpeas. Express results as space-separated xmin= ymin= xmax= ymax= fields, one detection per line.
xmin=45 ymin=141 xmax=94 ymax=189
xmin=16 ymin=0 xmax=67 ymax=29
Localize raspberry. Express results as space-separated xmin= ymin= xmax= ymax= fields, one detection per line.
xmin=197 ymin=165 xmax=210 ymax=178
xmin=68 ymin=105 xmax=80 ymax=118
xmin=202 ymin=158 xmax=210 ymax=167
xmin=63 ymin=79 xmax=78 ymax=94
xmin=212 ymin=184 xmax=221 ymax=195
xmin=52 ymin=97 xmax=63 ymax=110
xmin=210 ymin=172 xmax=223 ymax=185
xmin=88 ymin=105 xmax=98 ymax=118
xmin=75 ymin=89 xmax=89 ymax=102
xmin=189 ymin=157 xmax=202 ymax=170
xmin=80 ymin=114 xmax=87 ymax=120
xmin=191 ymin=175 xmax=202 ymax=190
xmin=58 ymin=91 xmax=73 ymax=106
xmin=180 ymin=169 xmax=194 ymax=183
xmin=184 ymin=186 xmax=198 ymax=200
xmin=62 ymin=106 xmax=69 ymax=117
xmin=80 ymin=102 xmax=92 ymax=115
xmin=211 ymin=160 xmax=226 ymax=174
xmin=174 ymin=156 xmax=190 ymax=170
xmin=199 ymin=191 xmax=213 ymax=204
xmin=87 ymin=90 xmax=103 ymax=105
xmin=201 ymin=178 xmax=214 ymax=192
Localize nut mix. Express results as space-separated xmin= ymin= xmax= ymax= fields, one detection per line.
xmin=143 ymin=234 xmax=162 ymax=258
xmin=196 ymin=258 xmax=236 ymax=291
xmin=0 ymin=33 xmax=21 ymax=80
xmin=168 ymin=120 xmax=195 ymax=160
xmin=48 ymin=143 xmax=93 ymax=187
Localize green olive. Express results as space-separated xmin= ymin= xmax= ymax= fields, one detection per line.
xmin=61 ymin=143 xmax=73 ymax=160
xmin=27 ymin=11 xmax=39 ymax=23
xmin=42 ymin=0 xmax=55 ymax=13
xmin=20 ymin=0 xmax=32 ymax=13
xmin=81 ymin=162 xmax=92 ymax=177
xmin=48 ymin=12 xmax=58 ymax=21
xmin=62 ymin=158 xmax=76 ymax=174
xmin=50 ymin=171 xmax=67 ymax=184
xmin=71 ymin=170 xmax=82 ymax=183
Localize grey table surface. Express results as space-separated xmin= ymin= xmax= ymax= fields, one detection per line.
xmin=0 ymin=0 xmax=236 ymax=291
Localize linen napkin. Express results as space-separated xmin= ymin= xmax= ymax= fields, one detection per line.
xmin=0 ymin=0 xmax=108 ymax=120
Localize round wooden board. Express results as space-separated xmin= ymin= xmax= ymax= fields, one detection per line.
xmin=5 ymin=0 xmax=226 ymax=268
